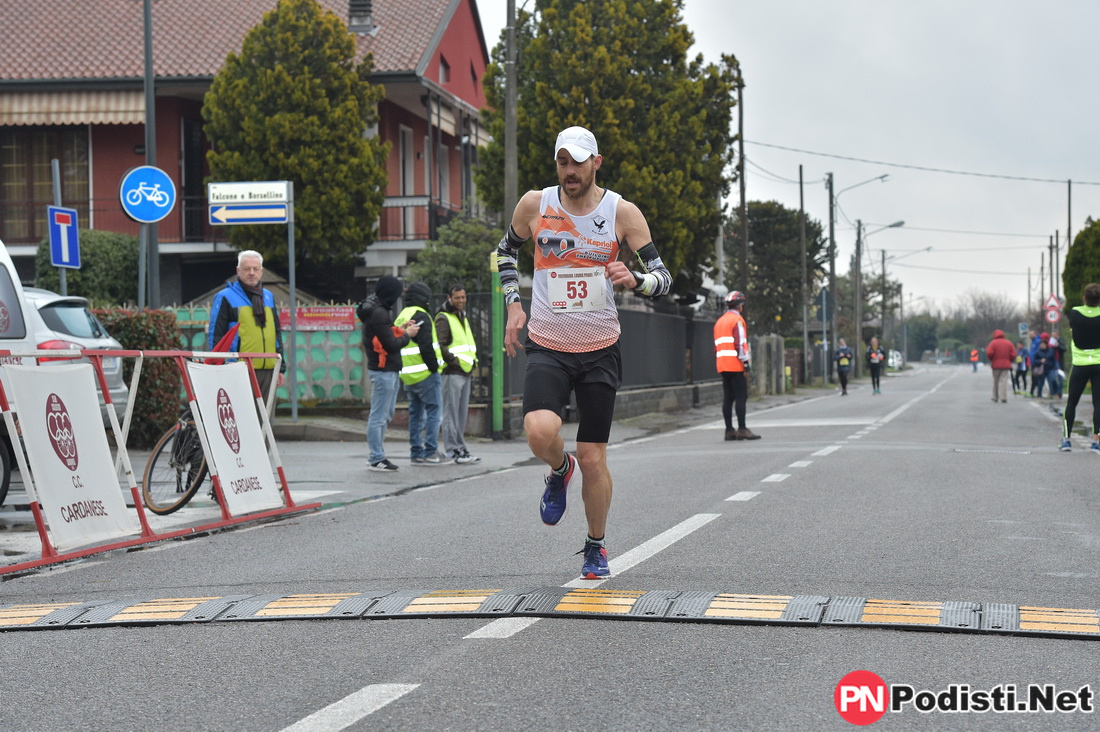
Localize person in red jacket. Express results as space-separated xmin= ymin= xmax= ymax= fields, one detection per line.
xmin=985 ymin=329 xmax=1017 ymax=403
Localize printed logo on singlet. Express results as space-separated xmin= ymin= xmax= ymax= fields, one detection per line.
xmin=535 ymin=206 xmax=614 ymax=266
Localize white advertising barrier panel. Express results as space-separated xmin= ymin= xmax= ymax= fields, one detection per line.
xmin=7 ymin=364 xmax=135 ymax=551
xmin=186 ymin=361 xmax=283 ymax=514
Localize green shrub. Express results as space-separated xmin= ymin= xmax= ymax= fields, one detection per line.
xmin=94 ymin=309 xmax=183 ymax=448
xmin=35 ymin=230 xmax=140 ymax=306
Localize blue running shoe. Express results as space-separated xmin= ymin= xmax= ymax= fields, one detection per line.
xmin=578 ymin=540 xmax=610 ymax=579
xmin=540 ymin=453 xmax=576 ymax=525
xmin=1090 ymin=441 xmax=1099 ymax=454
xmin=1059 ymin=438 xmax=1072 ymax=452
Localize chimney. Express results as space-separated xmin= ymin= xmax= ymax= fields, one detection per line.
xmin=348 ymin=0 xmax=375 ymax=34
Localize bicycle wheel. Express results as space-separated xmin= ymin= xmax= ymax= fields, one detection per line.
xmin=142 ymin=421 xmax=207 ymax=515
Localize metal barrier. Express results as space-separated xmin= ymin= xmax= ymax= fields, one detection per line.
xmin=0 ymin=349 xmax=319 ymax=576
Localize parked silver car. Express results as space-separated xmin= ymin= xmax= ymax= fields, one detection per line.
xmin=22 ymin=287 xmax=130 ymax=424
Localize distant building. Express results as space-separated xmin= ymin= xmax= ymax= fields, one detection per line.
xmin=0 ymin=0 xmax=490 ymax=302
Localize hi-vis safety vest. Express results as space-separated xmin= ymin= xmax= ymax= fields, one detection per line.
xmin=714 ymin=309 xmax=748 ymax=373
xmin=970 ymin=349 xmax=979 ymax=362
xmin=439 ymin=311 xmax=477 ymax=373
xmin=396 ymin=306 xmax=443 ymax=385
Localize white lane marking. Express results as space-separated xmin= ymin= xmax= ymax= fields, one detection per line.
xmin=726 ymin=491 xmax=761 ymax=501
xmin=761 ymin=474 xmax=789 ymax=483
xmin=788 ymin=460 xmax=812 ymax=468
xmin=281 ymin=684 xmax=419 ymax=732
xmin=812 ymin=445 xmax=843 ymax=456
xmin=694 ymin=417 xmax=878 ymax=429
xmin=847 ymin=435 xmax=863 ymax=440
xmin=877 ymin=372 xmax=955 ymax=425
xmin=465 ymin=513 xmax=722 ymax=635
xmin=465 ymin=617 xmax=541 ymax=639
xmin=565 ymin=513 xmax=721 ymax=588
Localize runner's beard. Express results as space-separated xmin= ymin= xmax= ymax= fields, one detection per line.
xmin=560 ymin=170 xmax=595 ymax=201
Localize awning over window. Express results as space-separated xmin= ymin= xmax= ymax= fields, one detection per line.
xmin=0 ymin=91 xmax=144 ymax=125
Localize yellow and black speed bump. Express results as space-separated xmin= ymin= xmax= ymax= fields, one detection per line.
xmin=667 ymin=591 xmax=829 ymax=625
xmin=981 ymin=603 xmax=1100 ymax=638
xmin=0 ymin=601 xmax=107 ymax=630
xmin=68 ymin=595 xmax=254 ymax=627
xmin=824 ymin=597 xmax=981 ymax=632
xmin=1 ymin=589 xmax=1098 ymax=640
xmin=222 ymin=591 xmax=393 ymax=622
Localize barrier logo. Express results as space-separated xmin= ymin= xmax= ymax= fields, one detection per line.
xmin=216 ymin=388 xmax=241 ymax=454
xmin=0 ymin=299 xmax=9 ymax=333
xmin=45 ymin=393 xmax=78 ymax=471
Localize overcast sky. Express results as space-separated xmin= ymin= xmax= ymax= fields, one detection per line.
xmin=475 ymin=0 xmax=1100 ymax=314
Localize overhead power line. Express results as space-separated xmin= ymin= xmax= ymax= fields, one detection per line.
xmin=745 ymin=140 xmax=1100 ymax=186
xmin=891 ymin=262 xmax=1024 ymax=276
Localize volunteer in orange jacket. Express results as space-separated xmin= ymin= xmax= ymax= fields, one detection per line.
xmin=715 ymin=291 xmax=761 ymax=441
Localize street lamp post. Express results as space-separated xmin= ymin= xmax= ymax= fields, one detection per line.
xmin=832 ymin=174 xmax=889 ymax=379
xmin=855 ymin=220 xmax=904 ymax=375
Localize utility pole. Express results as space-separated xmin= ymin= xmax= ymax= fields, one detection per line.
xmin=143 ymin=0 xmax=159 ymax=308
xmin=854 ymin=220 xmax=863 ymax=379
xmin=737 ymin=66 xmax=748 ymax=290
xmin=1039 ymin=254 xmax=1045 ymax=313
xmin=799 ymin=165 xmax=808 ymax=383
xmin=503 ymin=0 xmax=517 ymax=216
xmin=1048 ymin=235 xmax=1054 ymax=298
xmin=826 ymin=172 xmax=835 ymax=382
xmin=881 ymin=249 xmax=887 ymax=342
xmin=1055 ymin=231 xmax=1060 ymax=301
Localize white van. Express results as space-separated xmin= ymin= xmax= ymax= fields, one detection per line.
xmin=0 ymin=238 xmax=38 ymax=503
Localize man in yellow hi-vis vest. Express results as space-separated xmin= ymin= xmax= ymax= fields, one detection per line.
xmin=396 ymin=282 xmax=449 ymax=465
xmin=436 ymin=284 xmax=480 ymax=464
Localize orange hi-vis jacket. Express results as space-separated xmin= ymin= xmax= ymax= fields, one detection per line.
xmin=714 ymin=309 xmax=749 ymax=373
xmin=970 ymin=349 xmax=979 ymax=362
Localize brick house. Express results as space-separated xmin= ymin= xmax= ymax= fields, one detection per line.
xmin=0 ymin=0 xmax=490 ymax=303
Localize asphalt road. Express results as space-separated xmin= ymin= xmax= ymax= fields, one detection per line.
xmin=2 ymin=363 xmax=1098 ymax=730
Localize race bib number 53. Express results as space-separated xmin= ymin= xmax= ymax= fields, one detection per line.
xmin=548 ymin=267 xmax=606 ymax=312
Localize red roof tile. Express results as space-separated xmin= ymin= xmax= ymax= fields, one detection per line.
xmin=0 ymin=0 xmax=460 ymax=82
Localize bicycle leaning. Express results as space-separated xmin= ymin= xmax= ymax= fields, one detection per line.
xmin=141 ymin=408 xmax=209 ymax=515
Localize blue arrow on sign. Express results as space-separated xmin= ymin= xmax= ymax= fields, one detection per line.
xmin=119 ymin=165 xmax=176 ymax=224
xmin=208 ymin=203 xmax=289 ymax=225
xmin=47 ymin=206 xmax=80 ymax=269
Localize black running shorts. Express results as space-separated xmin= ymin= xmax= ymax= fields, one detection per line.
xmin=522 ymin=338 xmax=621 ymax=443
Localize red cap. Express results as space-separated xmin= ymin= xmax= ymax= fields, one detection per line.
xmin=1040 ymin=332 xmax=1050 ymax=341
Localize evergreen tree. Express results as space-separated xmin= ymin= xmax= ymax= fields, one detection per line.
xmin=202 ymin=0 xmax=388 ymax=270
xmin=725 ymin=200 xmax=827 ymax=336
xmin=408 ymin=212 xmax=502 ymax=294
xmin=477 ymin=0 xmax=739 ymax=292
xmin=1063 ymin=217 xmax=1100 ymax=304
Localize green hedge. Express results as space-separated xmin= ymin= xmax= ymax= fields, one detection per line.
xmin=94 ymin=309 xmax=183 ymax=448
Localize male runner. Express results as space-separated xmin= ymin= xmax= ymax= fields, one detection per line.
xmin=494 ymin=125 xmax=672 ymax=579
xmin=1060 ymin=282 xmax=1100 ymax=452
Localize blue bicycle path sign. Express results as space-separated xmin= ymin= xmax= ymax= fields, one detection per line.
xmin=119 ymin=165 xmax=176 ymax=223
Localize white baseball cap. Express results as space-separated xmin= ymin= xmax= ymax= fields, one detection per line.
xmin=554 ymin=126 xmax=598 ymax=162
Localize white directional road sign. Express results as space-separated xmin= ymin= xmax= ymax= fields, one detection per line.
xmin=208 ymin=181 xmax=290 ymax=226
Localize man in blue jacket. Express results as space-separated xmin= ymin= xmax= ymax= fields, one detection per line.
xmin=207 ymin=250 xmax=285 ymax=403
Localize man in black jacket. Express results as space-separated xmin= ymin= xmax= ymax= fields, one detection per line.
xmin=357 ymin=276 xmax=419 ymax=471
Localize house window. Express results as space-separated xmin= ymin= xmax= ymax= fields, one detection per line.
xmin=0 ymin=126 xmax=89 ymax=244
xmin=439 ymin=56 xmax=450 ymax=84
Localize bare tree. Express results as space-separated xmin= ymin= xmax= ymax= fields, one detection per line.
xmin=964 ymin=289 xmax=1022 ymax=344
